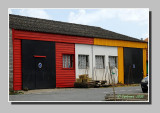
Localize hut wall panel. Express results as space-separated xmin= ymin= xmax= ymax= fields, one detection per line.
xmin=13 ymin=39 xmax=22 ymax=90
xmin=14 ymin=30 xmax=94 ymax=45
xmin=94 ymin=38 xmax=147 ymax=48
xmin=12 ymin=29 xmax=94 ymax=90
xmin=56 ymin=42 xmax=75 ymax=88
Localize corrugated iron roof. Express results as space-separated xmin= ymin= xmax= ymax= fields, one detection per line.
xmin=9 ymin=14 xmax=146 ymax=42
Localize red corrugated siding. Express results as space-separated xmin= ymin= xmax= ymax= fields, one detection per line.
xmin=14 ymin=30 xmax=94 ymax=45
xmin=56 ymin=42 xmax=75 ymax=87
xmin=12 ymin=29 xmax=94 ymax=90
xmin=13 ymin=39 xmax=22 ymax=90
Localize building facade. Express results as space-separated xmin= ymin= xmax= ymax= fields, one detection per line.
xmin=9 ymin=14 xmax=148 ymax=91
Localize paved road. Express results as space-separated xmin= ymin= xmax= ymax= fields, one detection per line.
xmin=9 ymin=86 xmax=146 ymax=101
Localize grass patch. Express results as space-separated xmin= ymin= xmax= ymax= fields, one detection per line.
xmin=9 ymin=90 xmax=24 ymax=95
xmin=110 ymin=84 xmax=140 ymax=88
xmin=98 ymin=84 xmax=140 ymax=88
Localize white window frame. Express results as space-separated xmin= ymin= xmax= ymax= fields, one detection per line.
xmin=108 ymin=56 xmax=118 ymax=68
xmin=78 ymin=55 xmax=89 ymax=69
xmin=62 ymin=54 xmax=73 ymax=68
xmin=95 ymin=55 xmax=105 ymax=69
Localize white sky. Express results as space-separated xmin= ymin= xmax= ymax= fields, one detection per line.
xmin=9 ymin=8 xmax=149 ymax=39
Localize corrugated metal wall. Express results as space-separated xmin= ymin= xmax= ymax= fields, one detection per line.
xmin=94 ymin=38 xmax=148 ymax=84
xmin=12 ymin=29 xmax=93 ymax=90
xmin=118 ymin=47 xmax=124 ymax=84
xmin=13 ymin=30 xmax=93 ymax=45
xmin=143 ymin=48 xmax=147 ymax=78
xmin=13 ymin=39 xmax=22 ymax=90
xmin=56 ymin=42 xmax=75 ymax=87
xmin=94 ymin=38 xmax=148 ymax=48
xmin=75 ymin=44 xmax=118 ymax=83
xmin=11 ymin=29 xmax=148 ymax=90
xmin=75 ymin=44 xmax=93 ymax=79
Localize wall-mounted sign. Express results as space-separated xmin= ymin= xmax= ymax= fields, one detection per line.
xmin=133 ymin=64 xmax=135 ymax=68
xmin=38 ymin=62 xmax=42 ymax=68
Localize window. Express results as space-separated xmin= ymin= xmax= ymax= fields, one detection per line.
xmin=62 ymin=54 xmax=73 ymax=68
xmin=109 ymin=56 xmax=118 ymax=68
xmin=95 ymin=55 xmax=105 ymax=69
xmin=78 ymin=55 xmax=89 ymax=69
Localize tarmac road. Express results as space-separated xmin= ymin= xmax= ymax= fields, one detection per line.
xmin=9 ymin=85 xmax=147 ymax=101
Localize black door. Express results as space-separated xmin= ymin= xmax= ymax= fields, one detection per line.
xmin=35 ymin=57 xmax=47 ymax=89
xmin=22 ymin=40 xmax=56 ymax=90
xmin=124 ymin=48 xmax=143 ymax=84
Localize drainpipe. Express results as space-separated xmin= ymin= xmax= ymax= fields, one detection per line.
xmin=92 ymin=45 xmax=94 ymax=80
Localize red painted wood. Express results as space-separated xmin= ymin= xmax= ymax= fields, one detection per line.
xmin=13 ymin=38 xmax=22 ymax=90
xmin=33 ymin=55 xmax=46 ymax=58
xmin=56 ymin=42 xmax=75 ymax=88
xmin=13 ymin=30 xmax=94 ymax=45
xmin=12 ymin=29 xmax=94 ymax=90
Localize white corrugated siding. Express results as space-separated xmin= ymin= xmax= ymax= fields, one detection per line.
xmin=75 ymin=44 xmax=118 ymax=84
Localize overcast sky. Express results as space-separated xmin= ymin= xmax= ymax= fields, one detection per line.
xmin=9 ymin=8 xmax=149 ymax=39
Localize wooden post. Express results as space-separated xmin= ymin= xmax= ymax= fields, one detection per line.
xmin=109 ymin=62 xmax=116 ymax=101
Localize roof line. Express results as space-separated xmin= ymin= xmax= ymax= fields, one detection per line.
xmin=9 ymin=14 xmax=146 ymax=43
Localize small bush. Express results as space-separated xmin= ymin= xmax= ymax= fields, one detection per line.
xmin=74 ymin=82 xmax=88 ymax=88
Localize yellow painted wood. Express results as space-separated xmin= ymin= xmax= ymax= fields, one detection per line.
xmin=143 ymin=48 xmax=147 ymax=78
xmin=94 ymin=38 xmax=147 ymax=48
xmin=118 ymin=47 xmax=124 ymax=84
xmin=94 ymin=38 xmax=148 ymax=83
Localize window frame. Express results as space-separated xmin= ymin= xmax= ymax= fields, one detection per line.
xmin=108 ymin=56 xmax=118 ymax=68
xmin=95 ymin=55 xmax=105 ymax=69
xmin=78 ymin=54 xmax=89 ymax=69
xmin=62 ymin=54 xmax=75 ymax=70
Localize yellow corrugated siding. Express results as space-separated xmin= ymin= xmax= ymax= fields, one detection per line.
xmin=94 ymin=38 xmax=148 ymax=84
xmin=143 ymin=48 xmax=147 ymax=78
xmin=94 ymin=38 xmax=147 ymax=48
xmin=118 ymin=47 xmax=124 ymax=84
